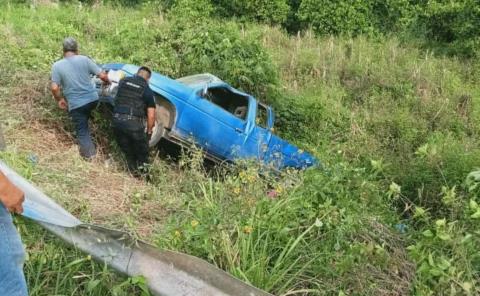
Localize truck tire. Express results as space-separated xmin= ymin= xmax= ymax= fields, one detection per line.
xmin=149 ymin=99 xmax=174 ymax=147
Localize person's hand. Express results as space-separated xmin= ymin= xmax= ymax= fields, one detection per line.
xmin=99 ymin=71 xmax=110 ymax=83
xmin=101 ymin=79 xmax=111 ymax=86
xmin=58 ymin=98 xmax=68 ymax=110
xmin=0 ymin=179 xmax=24 ymax=214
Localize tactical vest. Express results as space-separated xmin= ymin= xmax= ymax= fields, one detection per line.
xmin=113 ymin=75 xmax=147 ymax=117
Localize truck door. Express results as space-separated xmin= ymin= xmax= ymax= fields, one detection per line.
xmin=243 ymin=103 xmax=273 ymax=161
xmin=181 ymin=86 xmax=249 ymax=160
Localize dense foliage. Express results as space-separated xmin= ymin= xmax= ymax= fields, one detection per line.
xmin=18 ymin=0 xmax=480 ymax=57
xmin=0 ymin=1 xmax=479 ymax=295
xmin=166 ymin=0 xmax=279 ymax=97
xmin=297 ymin=0 xmax=411 ymax=36
xmin=212 ymin=0 xmax=290 ymax=25
xmin=415 ymin=0 xmax=480 ymax=57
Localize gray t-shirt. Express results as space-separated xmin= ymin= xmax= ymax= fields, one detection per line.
xmin=51 ymin=55 xmax=101 ymax=111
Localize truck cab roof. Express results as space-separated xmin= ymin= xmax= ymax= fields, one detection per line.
xmin=176 ymin=73 xmax=223 ymax=89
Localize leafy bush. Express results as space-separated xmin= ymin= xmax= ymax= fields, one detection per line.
xmin=393 ymin=133 xmax=480 ymax=217
xmin=164 ymin=6 xmax=279 ymax=98
xmin=57 ymin=0 xmax=143 ymax=6
xmin=297 ymin=0 xmax=412 ymax=36
xmin=168 ymin=0 xmax=214 ymax=20
xmin=298 ymin=0 xmax=372 ymax=35
xmin=407 ymin=171 xmax=480 ymax=295
xmin=212 ymin=0 xmax=290 ymax=25
xmin=414 ymin=0 xmax=480 ymax=57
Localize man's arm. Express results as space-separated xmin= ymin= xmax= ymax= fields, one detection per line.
xmin=0 ymin=171 xmax=24 ymax=214
xmin=86 ymin=57 xmax=109 ymax=82
xmin=147 ymin=107 xmax=156 ymax=136
xmin=51 ymin=64 xmax=68 ymax=110
xmin=145 ymin=87 xmax=156 ymax=138
xmin=51 ymin=82 xmax=68 ymax=110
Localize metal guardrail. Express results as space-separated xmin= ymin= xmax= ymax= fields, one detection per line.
xmin=0 ymin=161 xmax=273 ymax=296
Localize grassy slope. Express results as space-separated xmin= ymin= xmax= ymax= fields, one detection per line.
xmin=0 ymin=2 xmax=479 ymax=296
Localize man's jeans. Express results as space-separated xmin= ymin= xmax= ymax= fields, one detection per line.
xmin=69 ymin=101 xmax=98 ymax=159
xmin=0 ymin=204 xmax=28 ymax=296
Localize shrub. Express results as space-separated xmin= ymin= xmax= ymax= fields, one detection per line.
xmin=407 ymin=170 xmax=480 ymax=295
xmin=283 ymin=0 xmax=306 ymax=33
xmin=212 ymin=0 xmax=290 ymax=25
xmin=58 ymin=0 xmax=143 ymax=6
xmin=392 ymin=133 xmax=480 ymax=217
xmin=414 ymin=0 xmax=480 ymax=57
xmin=298 ymin=0 xmax=373 ymax=36
xmin=168 ymin=0 xmax=214 ymax=20
xmin=297 ymin=0 xmax=412 ymax=36
xmin=163 ymin=8 xmax=279 ymax=98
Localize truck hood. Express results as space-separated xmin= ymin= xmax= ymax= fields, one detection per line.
xmin=265 ymin=136 xmax=318 ymax=170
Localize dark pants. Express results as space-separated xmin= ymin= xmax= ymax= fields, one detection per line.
xmin=69 ymin=101 xmax=98 ymax=159
xmin=113 ymin=118 xmax=149 ymax=175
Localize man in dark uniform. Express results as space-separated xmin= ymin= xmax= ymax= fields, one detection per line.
xmin=112 ymin=66 xmax=156 ymax=176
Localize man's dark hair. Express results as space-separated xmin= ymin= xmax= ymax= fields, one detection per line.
xmin=137 ymin=66 xmax=152 ymax=78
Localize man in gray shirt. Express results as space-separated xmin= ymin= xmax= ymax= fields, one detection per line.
xmin=51 ymin=37 xmax=108 ymax=159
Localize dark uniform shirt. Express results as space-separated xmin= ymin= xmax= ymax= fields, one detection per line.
xmin=142 ymin=83 xmax=156 ymax=111
xmin=113 ymin=75 xmax=156 ymax=116
xmin=112 ymin=76 xmax=156 ymax=174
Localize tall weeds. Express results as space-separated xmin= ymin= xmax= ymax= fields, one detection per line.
xmin=0 ymin=2 xmax=478 ymax=295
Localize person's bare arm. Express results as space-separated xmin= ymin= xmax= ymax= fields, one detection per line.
xmin=146 ymin=107 xmax=156 ymax=135
xmin=87 ymin=57 xmax=109 ymax=83
xmin=0 ymin=171 xmax=24 ymax=214
xmin=51 ymin=82 xmax=68 ymax=110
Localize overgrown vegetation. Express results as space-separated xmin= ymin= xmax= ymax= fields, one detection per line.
xmin=415 ymin=0 xmax=480 ymax=57
xmin=0 ymin=1 xmax=479 ymax=295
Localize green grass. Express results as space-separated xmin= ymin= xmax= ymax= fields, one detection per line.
xmin=0 ymin=2 xmax=479 ymax=295
xmin=22 ymin=222 xmax=145 ymax=296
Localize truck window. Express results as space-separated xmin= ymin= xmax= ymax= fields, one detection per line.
xmin=203 ymin=87 xmax=249 ymax=120
xmin=256 ymin=104 xmax=268 ymax=129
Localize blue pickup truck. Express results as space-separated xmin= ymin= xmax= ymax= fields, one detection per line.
xmin=98 ymin=64 xmax=317 ymax=170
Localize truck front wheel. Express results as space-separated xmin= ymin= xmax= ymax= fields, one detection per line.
xmin=149 ymin=98 xmax=174 ymax=147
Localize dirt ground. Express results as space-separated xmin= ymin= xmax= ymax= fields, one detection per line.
xmin=0 ymin=71 xmax=163 ymax=237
